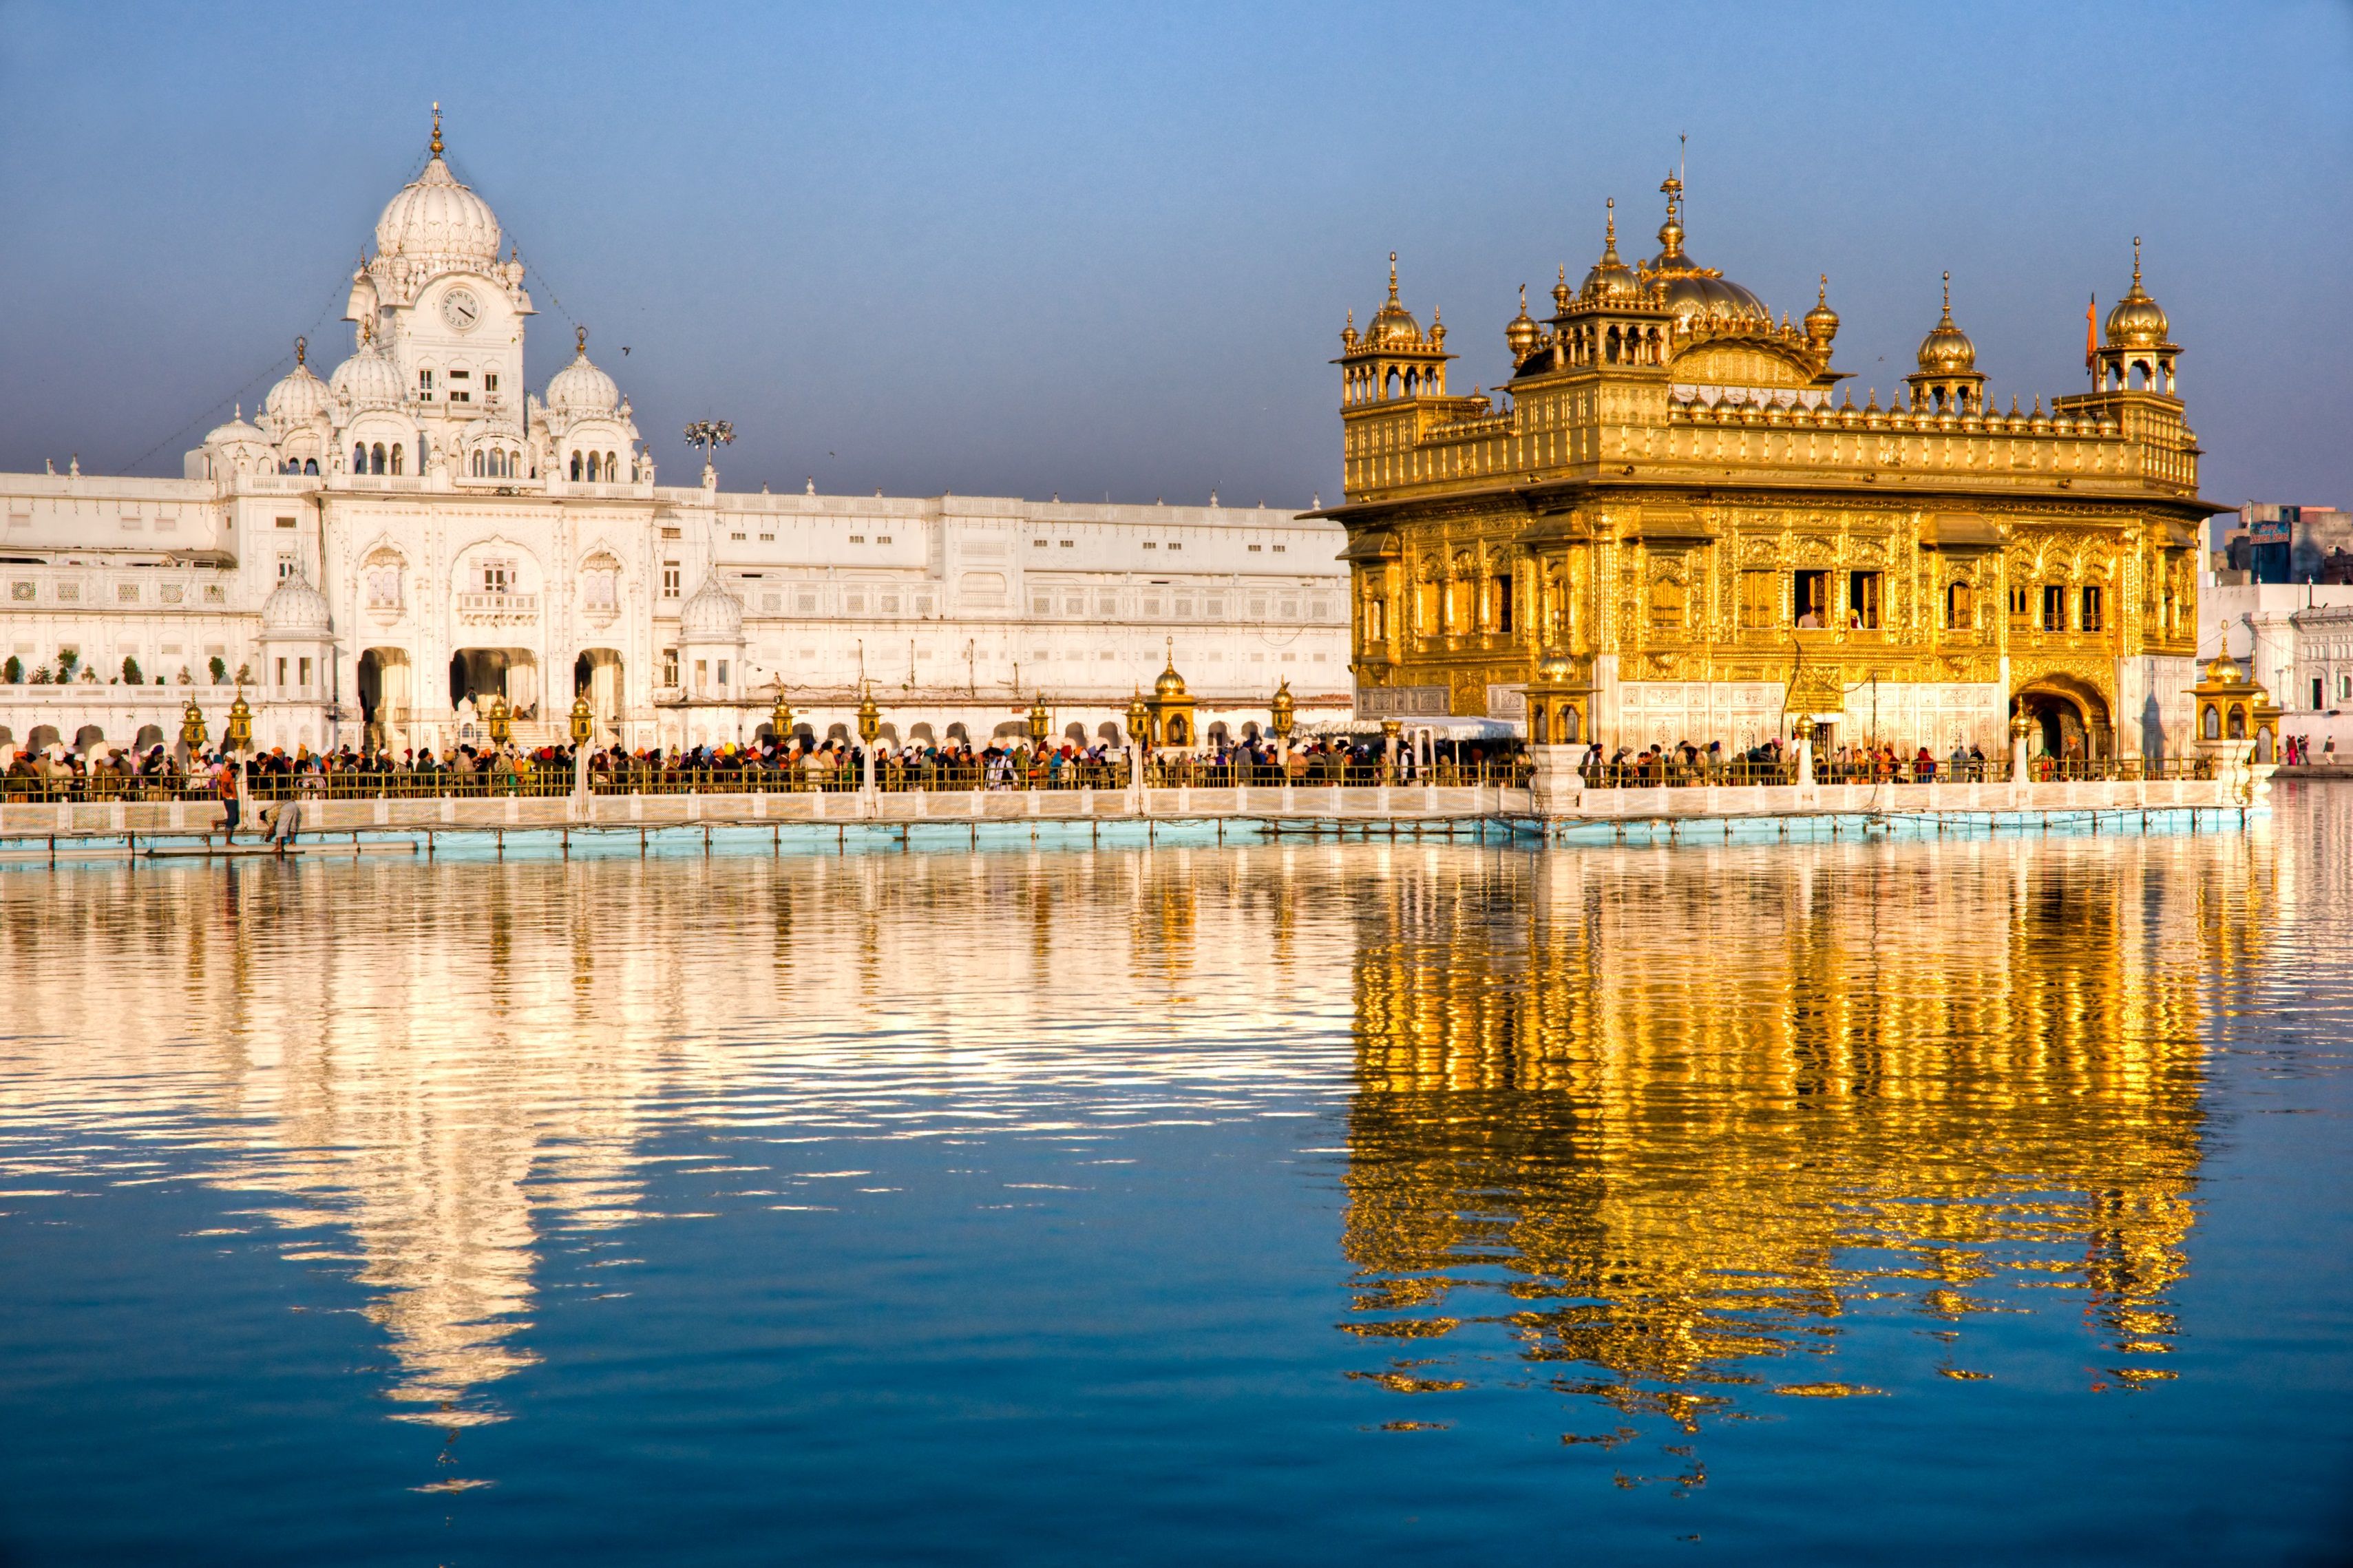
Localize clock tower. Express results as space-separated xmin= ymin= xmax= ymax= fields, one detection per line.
xmin=341 ymin=105 xmax=536 ymax=473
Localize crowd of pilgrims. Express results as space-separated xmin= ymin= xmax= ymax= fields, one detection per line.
xmin=2 ymin=731 xmax=1527 ymax=794
xmin=1581 ymin=737 xmax=1998 ymax=783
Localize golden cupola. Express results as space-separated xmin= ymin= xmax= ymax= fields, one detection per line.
xmin=1803 ymin=274 xmax=1840 ymax=351
xmin=1579 ymin=199 xmax=1643 ymax=306
xmin=2094 ymin=237 xmax=2179 ymax=396
xmin=1334 ymin=252 xmax=1455 ymax=405
xmin=1367 ymin=254 xmax=1425 ymax=346
xmin=1907 ymin=271 xmax=1988 ymax=414
xmin=1505 ymin=284 xmax=1541 ymax=366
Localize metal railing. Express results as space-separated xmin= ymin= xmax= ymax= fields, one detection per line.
xmin=0 ymin=752 xmax=2217 ymax=805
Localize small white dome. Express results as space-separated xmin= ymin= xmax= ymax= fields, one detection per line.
xmin=264 ymin=341 xmax=330 ymax=429
xmin=260 ymin=575 xmax=333 ymax=634
xmin=330 ymin=334 xmax=404 ymax=412
xmin=677 ymin=571 xmax=743 ymax=640
xmin=204 ymin=406 xmax=270 ymax=448
xmin=545 ymin=328 xmax=619 ymax=414
xmin=374 ymin=155 xmax=501 ymax=268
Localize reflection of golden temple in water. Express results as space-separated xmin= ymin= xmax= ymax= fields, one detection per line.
xmin=1341 ymin=832 xmax=2275 ymax=1425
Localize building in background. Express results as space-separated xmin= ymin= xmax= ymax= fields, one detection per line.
xmin=1325 ymin=175 xmax=2213 ymax=764
xmin=2208 ymin=503 xmax=2353 ymax=585
xmin=0 ymin=114 xmax=1347 ymax=761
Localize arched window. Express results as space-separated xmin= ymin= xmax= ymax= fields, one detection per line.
xmin=606 ymin=450 xmax=617 ymax=479
xmin=370 ymin=443 xmax=386 ymax=474
xmin=389 ymin=444 xmax=403 ymax=475
xmin=303 ymin=458 xmax=317 ymax=475
xmin=472 ymin=451 xmax=485 ymax=477
xmin=570 ymin=452 xmax=583 ymax=481
xmin=353 ymin=443 xmax=366 ymax=472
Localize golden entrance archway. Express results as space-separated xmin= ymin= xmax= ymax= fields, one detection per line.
xmin=2012 ymin=675 xmax=2112 ymax=761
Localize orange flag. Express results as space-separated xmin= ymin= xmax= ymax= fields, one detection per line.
xmin=2085 ymin=295 xmax=2097 ymax=371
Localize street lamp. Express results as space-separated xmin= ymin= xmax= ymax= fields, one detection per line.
xmin=487 ymin=692 xmax=511 ymax=748
xmin=770 ymin=688 xmax=794 ymax=747
xmin=856 ymin=683 xmax=882 ymax=796
xmin=180 ymin=699 xmax=208 ymax=754
xmin=1269 ymin=679 xmax=1295 ymax=744
xmin=569 ymin=694 xmax=595 ymax=748
xmin=225 ymin=685 xmax=253 ymax=755
xmin=1028 ymin=692 xmax=1051 ymax=748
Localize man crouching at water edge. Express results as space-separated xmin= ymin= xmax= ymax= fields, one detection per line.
xmin=260 ymin=792 xmax=300 ymax=856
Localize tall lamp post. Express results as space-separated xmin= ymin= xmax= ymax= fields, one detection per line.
xmin=225 ymin=684 xmax=253 ymax=758
xmin=180 ymin=699 xmax=208 ymax=763
xmin=770 ymin=688 xmax=794 ymax=750
xmin=683 ymin=419 xmax=735 ymax=483
xmin=856 ymin=684 xmax=881 ymax=798
xmin=569 ymin=693 xmax=595 ymax=798
xmin=1126 ymin=690 xmax=1151 ymax=801
xmin=1269 ymin=679 xmax=1295 ymax=784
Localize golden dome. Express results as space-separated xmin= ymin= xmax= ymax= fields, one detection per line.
xmin=1534 ymin=646 xmax=1576 ymax=684
xmin=1641 ymin=173 xmax=1771 ymax=328
xmin=1154 ymin=648 xmax=1188 ymax=697
xmin=1804 ymin=274 xmax=1840 ymax=345
xmin=1579 ymin=199 xmax=1644 ymax=306
xmin=1367 ymin=253 xmax=1422 ymax=346
xmin=1505 ymin=284 xmax=1540 ymax=360
xmin=2104 ymin=237 xmax=2171 ymax=347
xmin=1917 ymin=272 xmax=1976 ymax=373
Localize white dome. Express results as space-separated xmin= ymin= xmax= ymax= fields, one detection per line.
xmin=204 ymin=406 xmax=270 ymax=448
xmin=330 ymin=335 xmax=404 ymax=412
xmin=260 ymin=575 xmax=333 ymax=634
xmin=677 ymin=572 xmax=744 ymax=641
xmin=545 ymin=328 xmax=619 ymax=414
xmin=374 ymin=155 xmax=501 ymax=268
xmin=264 ymin=343 xmax=330 ymax=428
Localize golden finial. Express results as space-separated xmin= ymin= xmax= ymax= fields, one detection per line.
xmin=1818 ymin=273 xmax=1828 ymax=307
xmin=1941 ymin=269 xmax=1952 ymax=321
xmin=1518 ymin=282 xmax=1527 ymax=312
xmin=576 ymin=324 xmax=588 ymax=355
xmin=2132 ymin=235 xmax=2142 ymax=286
xmin=430 ymin=101 xmax=443 ymax=158
xmin=293 ymin=335 xmax=306 ymax=366
xmin=1605 ymin=195 xmax=1616 ymax=244
xmin=1387 ymin=251 xmax=1400 ymax=303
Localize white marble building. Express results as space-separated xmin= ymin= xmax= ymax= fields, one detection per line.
xmin=0 ymin=116 xmax=1347 ymax=760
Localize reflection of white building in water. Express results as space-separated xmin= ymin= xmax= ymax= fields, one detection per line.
xmin=0 ymin=112 xmax=1347 ymax=760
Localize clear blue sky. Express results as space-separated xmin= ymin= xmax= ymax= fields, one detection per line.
xmin=2 ymin=1 xmax=2347 ymax=509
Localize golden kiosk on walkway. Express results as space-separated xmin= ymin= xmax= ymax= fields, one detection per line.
xmin=1327 ymin=176 xmax=2215 ymax=767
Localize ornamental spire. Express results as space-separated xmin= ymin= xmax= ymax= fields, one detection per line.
xmin=430 ymin=101 xmax=443 ymax=158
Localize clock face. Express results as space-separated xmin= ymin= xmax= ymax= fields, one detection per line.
xmin=441 ymin=288 xmax=481 ymax=332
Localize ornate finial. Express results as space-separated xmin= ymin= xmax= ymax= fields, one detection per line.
xmin=294 ymin=335 xmax=306 ymax=366
xmin=1518 ymin=282 xmax=1527 ymax=313
xmin=430 ymin=101 xmax=443 ymax=158
xmin=2132 ymin=235 xmax=2142 ymax=286
xmin=1387 ymin=251 xmax=1399 ymax=302
xmin=576 ymin=324 xmax=588 ymax=355
xmin=1605 ymin=195 xmax=1616 ymax=243
xmin=1818 ymin=273 xmax=1828 ymax=307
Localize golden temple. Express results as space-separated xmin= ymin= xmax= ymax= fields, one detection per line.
xmin=1327 ymin=173 xmax=2211 ymax=761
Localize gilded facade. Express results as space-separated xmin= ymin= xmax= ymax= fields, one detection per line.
xmin=1327 ymin=175 xmax=2210 ymax=760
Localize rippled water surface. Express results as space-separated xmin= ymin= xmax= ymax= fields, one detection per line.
xmin=3 ymin=801 xmax=2350 ymax=1562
